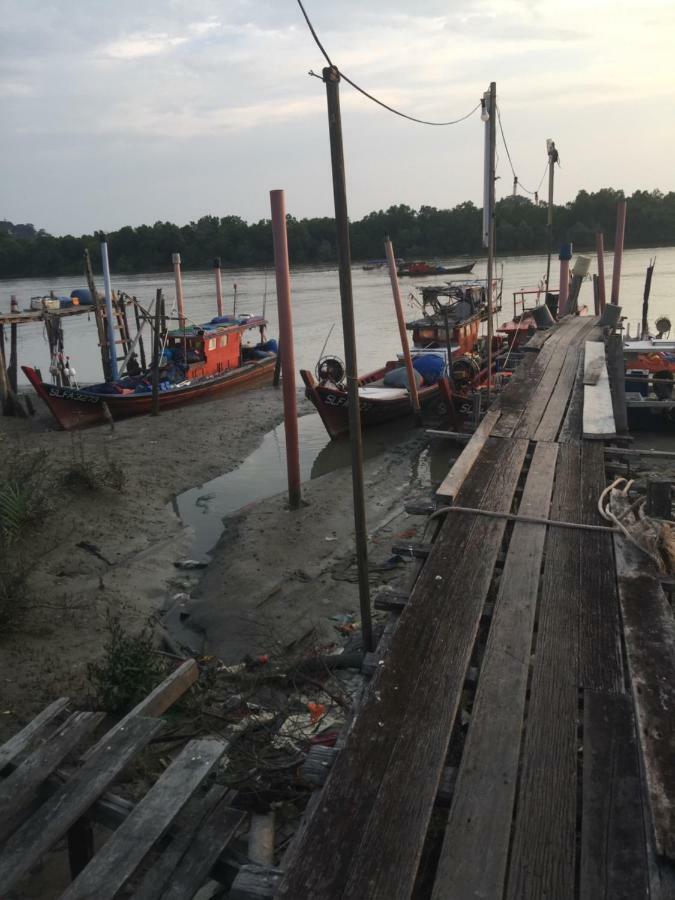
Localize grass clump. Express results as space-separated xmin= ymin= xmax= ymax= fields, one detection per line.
xmin=88 ymin=613 xmax=166 ymax=714
xmin=62 ymin=435 xmax=125 ymax=494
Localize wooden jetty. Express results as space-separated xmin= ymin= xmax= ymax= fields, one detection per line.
xmin=0 ymin=659 xmax=246 ymax=899
xmin=265 ymin=315 xmax=675 ymax=899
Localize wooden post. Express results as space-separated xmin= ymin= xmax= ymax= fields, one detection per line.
xmin=273 ymin=339 xmax=282 ymax=387
xmin=592 ymin=275 xmax=600 ymax=315
xmin=270 ymin=189 xmax=301 ymax=510
xmin=641 ymin=258 xmax=655 ymax=339
xmin=595 ymin=232 xmax=606 ymax=311
xmin=233 ymin=282 xmax=238 ymax=317
xmin=84 ymin=248 xmax=112 ymax=381
xmin=558 ymin=243 xmax=572 ymax=316
xmin=485 ymin=82 xmax=497 ymax=404
xmin=544 ymin=139 xmax=557 ymax=294
xmin=322 ymin=65 xmax=373 ymax=652
xmin=0 ymin=325 xmax=9 ymax=414
xmin=132 ymin=300 xmax=147 ymax=371
xmin=9 ymin=324 xmax=17 ymax=393
xmin=99 ymin=234 xmax=119 ymax=380
xmin=384 ymin=236 xmax=421 ymax=421
xmin=646 ymin=478 xmax=672 ymax=520
xmin=610 ymin=199 xmax=627 ymax=305
xmin=152 ymin=289 xmax=162 ymax=417
xmin=172 ymin=253 xmax=186 ymax=330
xmin=214 ymin=258 xmax=224 ymax=317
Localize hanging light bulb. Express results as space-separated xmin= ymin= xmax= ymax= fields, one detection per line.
xmin=480 ymin=98 xmax=489 ymax=122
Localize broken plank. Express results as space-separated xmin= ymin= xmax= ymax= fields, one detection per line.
xmin=431 ymin=441 xmax=559 ymax=900
xmin=0 ymin=711 xmax=104 ymax=844
xmin=130 ymin=785 xmax=229 ymax=900
xmin=580 ymin=691 xmax=648 ymax=900
xmin=435 ymin=407 xmax=500 ymax=500
xmin=231 ymin=864 xmax=284 ymax=900
xmin=373 ymin=588 xmax=409 ymax=612
xmin=159 ymin=800 xmax=245 ymax=900
xmin=583 ymin=341 xmax=617 ymax=439
xmin=615 ymin=535 xmax=675 ymax=861
xmin=0 ymin=697 xmax=69 ymax=771
xmin=0 ymin=716 xmax=163 ymax=896
xmin=62 ymin=737 xmax=226 ymax=900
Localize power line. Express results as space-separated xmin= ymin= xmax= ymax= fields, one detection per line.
xmin=297 ymin=0 xmax=481 ymax=127
xmin=496 ymin=105 xmax=547 ymax=197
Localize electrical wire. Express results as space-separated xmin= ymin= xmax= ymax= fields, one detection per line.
xmin=297 ymin=0 xmax=481 ymax=127
xmin=496 ymin=105 xmax=548 ymax=197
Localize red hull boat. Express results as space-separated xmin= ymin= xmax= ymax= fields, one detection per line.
xmin=23 ymin=314 xmax=276 ymax=430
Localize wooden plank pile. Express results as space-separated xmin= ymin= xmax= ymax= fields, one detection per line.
xmin=0 ymin=659 xmax=246 ymax=899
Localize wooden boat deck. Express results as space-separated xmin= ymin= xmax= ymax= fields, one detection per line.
xmin=276 ymin=316 xmax=675 ymax=899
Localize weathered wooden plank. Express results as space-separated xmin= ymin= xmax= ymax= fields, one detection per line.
xmin=506 ymin=444 xmax=581 ymax=900
xmin=435 ymin=407 xmax=500 ymax=500
xmin=580 ymin=691 xmax=649 ymax=900
xmin=277 ymin=437 xmax=528 ymax=898
xmin=583 ymin=341 xmax=617 ymax=439
xmin=340 ymin=438 xmax=529 ymax=900
xmin=515 ymin=318 xmax=596 ymax=440
xmin=615 ymin=535 xmax=675 ymax=861
xmin=230 ymin=864 xmax=283 ymax=900
xmin=0 ymin=711 xmax=104 ymax=844
xmin=579 ymin=442 xmax=624 ymax=693
xmin=159 ymin=800 xmax=245 ymax=900
xmin=533 ymin=343 xmax=583 ymax=442
xmin=431 ymin=441 xmax=559 ymax=900
xmin=0 ymin=716 xmax=163 ymax=896
xmin=131 ymin=785 xmax=229 ymax=900
xmin=558 ymin=351 xmax=585 ymax=445
xmin=61 ymin=737 xmax=226 ymax=900
xmin=0 ymin=697 xmax=69 ymax=770
xmin=86 ymin=659 xmax=198 ymax=758
xmin=606 ymin=332 xmax=629 ymax=433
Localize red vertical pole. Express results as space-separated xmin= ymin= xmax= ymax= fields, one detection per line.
xmin=213 ymin=258 xmax=224 ymax=317
xmin=270 ymin=189 xmax=301 ymax=510
xmin=610 ymin=200 xmax=627 ymax=305
xmin=172 ymin=253 xmax=186 ymax=328
xmin=595 ymin=232 xmax=606 ymax=312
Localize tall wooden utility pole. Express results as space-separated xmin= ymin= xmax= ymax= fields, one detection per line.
xmin=484 ymin=82 xmax=497 ymax=405
xmin=544 ymin=139 xmax=558 ymax=294
xmin=322 ymin=66 xmax=373 ymax=652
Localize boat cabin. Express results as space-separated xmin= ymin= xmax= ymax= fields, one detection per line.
xmin=164 ymin=315 xmax=267 ymax=380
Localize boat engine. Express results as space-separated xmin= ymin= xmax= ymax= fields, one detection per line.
xmin=316 ymin=355 xmax=346 ymax=386
xmin=451 ymin=353 xmax=481 ymax=388
xmin=656 ymin=316 xmax=672 ymax=338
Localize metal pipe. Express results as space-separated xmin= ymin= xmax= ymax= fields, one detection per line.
xmin=323 ymin=65 xmax=373 ymax=652
xmin=214 ymin=258 xmax=224 ymax=317
xmin=99 ymin=235 xmax=119 ymax=380
xmin=610 ymin=199 xmax=627 ymax=305
xmin=595 ymin=232 xmax=606 ymax=311
xmin=172 ymin=252 xmax=186 ymax=329
xmin=270 ymin=189 xmax=301 ymax=510
xmin=384 ymin=236 xmax=421 ymax=420
xmin=430 ymin=504 xmax=618 ymax=534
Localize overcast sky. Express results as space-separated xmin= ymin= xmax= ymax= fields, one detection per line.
xmin=1 ymin=0 xmax=673 ymax=235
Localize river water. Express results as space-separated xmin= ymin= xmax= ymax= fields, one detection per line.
xmin=1 ymin=247 xmax=673 ymax=387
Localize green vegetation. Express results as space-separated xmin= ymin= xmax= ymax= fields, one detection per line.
xmin=87 ymin=613 xmax=166 ymax=714
xmin=1 ymin=187 xmax=674 ymax=278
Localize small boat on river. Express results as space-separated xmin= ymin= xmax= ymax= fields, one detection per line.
xmin=23 ymin=314 xmax=276 ymax=430
xmin=301 ymin=281 xmax=499 ymax=439
xmin=397 ymin=260 xmax=475 ymax=277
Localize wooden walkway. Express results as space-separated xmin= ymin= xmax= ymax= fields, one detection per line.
xmin=277 ymin=316 xmax=675 ymax=899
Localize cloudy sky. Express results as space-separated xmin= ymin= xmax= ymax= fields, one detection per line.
xmin=1 ymin=0 xmax=673 ymax=235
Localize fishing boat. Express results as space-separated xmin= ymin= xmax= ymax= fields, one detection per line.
xmin=301 ymin=284 xmax=499 ymax=439
xmin=623 ymin=327 xmax=675 ymax=429
xmin=23 ymin=314 xmax=276 ymax=430
xmin=397 ymin=260 xmax=475 ymax=277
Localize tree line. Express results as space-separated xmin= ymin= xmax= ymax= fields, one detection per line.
xmin=1 ymin=187 xmax=673 ymax=279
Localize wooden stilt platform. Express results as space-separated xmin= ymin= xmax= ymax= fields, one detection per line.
xmin=275 ymin=316 xmax=675 ymax=899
